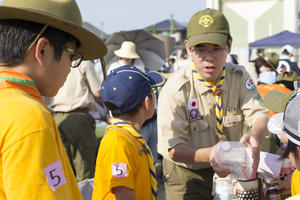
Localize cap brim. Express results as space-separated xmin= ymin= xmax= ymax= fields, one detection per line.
xmin=147 ymin=71 xmax=166 ymax=88
xmin=262 ymin=90 xmax=293 ymax=113
xmin=257 ymin=52 xmax=277 ymax=71
xmin=188 ymin=33 xmax=227 ymax=47
xmin=268 ymin=113 xmax=284 ymax=134
xmin=0 ymin=6 xmax=107 ymax=60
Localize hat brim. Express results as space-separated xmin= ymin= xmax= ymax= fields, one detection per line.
xmin=147 ymin=71 xmax=166 ymax=88
xmin=188 ymin=33 xmax=227 ymax=47
xmin=267 ymin=113 xmax=284 ymax=135
xmin=114 ymin=49 xmax=140 ymax=59
xmin=269 ymin=113 xmax=300 ymax=146
xmin=262 ymin=90 xmax=293 ymax=113
xmin=0 ymin=6 xmax=107 ymax=60
xmin=257 ymin=52 xmax=277 ymax=72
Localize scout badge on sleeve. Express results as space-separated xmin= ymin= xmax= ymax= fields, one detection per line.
xmin=246 ymin=77 xmax=255 ymax=90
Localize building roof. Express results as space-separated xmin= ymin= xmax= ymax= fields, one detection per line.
xmin=144 ymin=19 xmax=187 ymax=31
xmin=83 ymin=22 xmax=108 ymax=40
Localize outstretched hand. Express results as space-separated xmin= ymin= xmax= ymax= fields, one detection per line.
xmin=209 ymin=145 xmax=232 ymax=178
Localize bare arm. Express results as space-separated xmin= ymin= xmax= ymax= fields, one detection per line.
xmin=169 ymin=143 xmax=231 ymax=177
xmin=168 ymin=143 xmax=212 ymax=164
xmin=92 ymin=90 xmax=104 ymax=107
xmin=113 ymin=186 xmax=135 ymax=200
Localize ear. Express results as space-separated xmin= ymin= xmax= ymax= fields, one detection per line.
xmin=184 ymin=39 xmax=192 ymax=57
xmin=226 ymin=38 xmax=233 ymax=54
xmin=34 ymin=37 xmax=50 ymax=66
xmin=143 ymin=95 xmax=151 ymax=111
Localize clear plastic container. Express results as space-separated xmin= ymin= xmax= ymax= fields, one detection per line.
xmin=214 ymin=141 xmax=253 ymax=180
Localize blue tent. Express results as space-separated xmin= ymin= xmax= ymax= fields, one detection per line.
xmin=249 ymin=30 xmax=300 ymax=48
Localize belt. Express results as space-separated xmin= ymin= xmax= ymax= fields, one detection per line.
xmin=52 ymin=107 xmax=89 ymax=114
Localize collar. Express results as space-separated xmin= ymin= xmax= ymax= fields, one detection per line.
xmin=0 ymin=70 xmax=45 ymax=106
xmin=280 ymin=55 xmax=290 ymax=60
xmin=109 ymin=118 xmax=143 ymax=138
xmin=189 ymin=62 xmax=228 ymax=95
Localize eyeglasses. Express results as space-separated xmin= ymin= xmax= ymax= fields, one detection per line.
xmin=191 ymin=47 xmax=226 ymax=56
xmin=61 ymin=46 xmax=83 ymax=68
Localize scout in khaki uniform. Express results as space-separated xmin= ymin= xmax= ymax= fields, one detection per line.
xmin=0 ymin=0 xmax=106 ymax=199
xmin=157 ymin=8 xmax=269 ymax=199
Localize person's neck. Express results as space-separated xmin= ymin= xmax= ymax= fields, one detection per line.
xmin=118 ymin=114 xmax=145 ymax=132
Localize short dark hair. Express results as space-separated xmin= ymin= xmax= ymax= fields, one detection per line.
xmin=281 ymin=140 xmax=299 ymax=160
xmin=0 ymin=19 xmax=80 ymax=65
xmin=282 ymin=49 xmax=290 ymax=55
xmin=105 ymin=93 xmax=153 ymax=118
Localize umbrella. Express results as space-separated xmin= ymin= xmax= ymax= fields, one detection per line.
xmin=104 ymin=29 xmax=166 ymax=72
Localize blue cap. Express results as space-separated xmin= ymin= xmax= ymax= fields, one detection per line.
xmin=101 ymin=65 xmax=166 ymax=114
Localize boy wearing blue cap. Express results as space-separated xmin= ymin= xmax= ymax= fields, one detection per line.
xmin=92 ymin=65 xmax=166 ymax=200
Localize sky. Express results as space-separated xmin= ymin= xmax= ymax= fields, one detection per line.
xmin=0 ymin=0 xmax=206 ymax=34
xmin=75 ymin=0 xmax=206 ymax=34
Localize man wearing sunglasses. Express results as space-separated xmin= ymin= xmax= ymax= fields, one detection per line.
xmin=157 ymin=8 xmax=269 ymax=199
xmin=0 ymin=0 xmax=106 ymax=199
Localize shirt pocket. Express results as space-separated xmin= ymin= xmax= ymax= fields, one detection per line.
xmin=189 ymin=118 xmax=209 ymax=135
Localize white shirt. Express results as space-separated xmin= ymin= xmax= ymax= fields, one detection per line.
xmin=107 ymin=59 xmax=146 ymax=74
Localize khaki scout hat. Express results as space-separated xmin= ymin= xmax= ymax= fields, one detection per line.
xmin=257 ymin=51 xmax=279 ymax=72
xmin=0 ymin=0 xmax=107 ymax=60
xmin=187 ymin=8 xmax=230 ymax=47
xmin=262 ymin=79 xmax=300 ymax=113
xmin=262 ymin=90 xmax=295 ymax=113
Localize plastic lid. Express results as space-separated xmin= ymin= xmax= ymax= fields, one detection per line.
xmin=221 ymin=141 xmax=231 ymax=151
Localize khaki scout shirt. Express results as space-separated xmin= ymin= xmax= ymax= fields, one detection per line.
xmin=49 ymin=60 xmax=101 ymax=112
xmin=157 ymin=63 xmax=269 ymax=170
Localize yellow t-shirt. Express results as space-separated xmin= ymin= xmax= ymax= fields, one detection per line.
xmin=92 ymin=122 xmax=153 ymax=200
xmin=0 ymin=88 xmax=82 ymax=199
xmin=291 ymin=169 xmax=300 ymax=196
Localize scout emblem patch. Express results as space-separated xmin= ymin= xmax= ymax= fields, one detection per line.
xmin=188 ymin=99 xmax=200 ymax=120
xmin=199 ymin=15 xmax=213 ymax=27
xmin=245 ymin=77 xmax=255 ymax=90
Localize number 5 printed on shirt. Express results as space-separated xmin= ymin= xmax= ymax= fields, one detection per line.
xmin=112 ymin=163 xmax=127 ymax=177
xmin=43 ymin=160 xmax=67 ymax=191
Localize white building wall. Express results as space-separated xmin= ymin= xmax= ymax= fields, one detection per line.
xmin=283 ymin=0 xmax=297 ymax=32
xmin=206 ymin=0 xmax=299 ymax=63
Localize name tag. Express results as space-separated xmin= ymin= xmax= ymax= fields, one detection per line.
xmin=224 ymin=115 xmax=242 ymax=124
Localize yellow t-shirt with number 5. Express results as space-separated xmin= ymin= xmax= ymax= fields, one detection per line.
xmin=92 ymin=124 xmax=152 ymax=200
xmin=0 ymin=86 xmax=82 ymax=199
